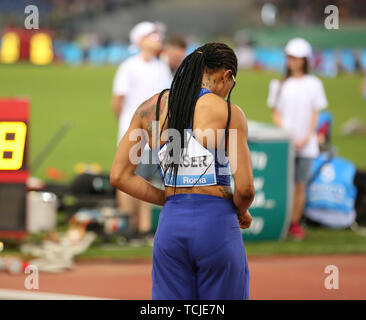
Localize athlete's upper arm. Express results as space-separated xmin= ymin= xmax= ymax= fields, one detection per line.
xmin=227 ymin=104 xmax=255 ymax=197
xmin=110 ymin=93 xmax=162 ymax=184
xmin=111 ymin=114 xmax=143 ymax=186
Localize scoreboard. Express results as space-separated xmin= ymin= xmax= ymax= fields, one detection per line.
xmin=0 ymin=99 xmax=30 ymax=238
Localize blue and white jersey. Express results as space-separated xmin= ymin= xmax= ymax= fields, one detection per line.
xmin=158 ymin=130 xmax=218 ymax=187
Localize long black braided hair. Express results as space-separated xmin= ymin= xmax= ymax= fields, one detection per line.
xmin=158 ymin=42 xmax=238 ymax=190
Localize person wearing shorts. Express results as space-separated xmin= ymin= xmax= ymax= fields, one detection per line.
xmin=110 ymin=42 xmax=255 ymax=299
xmin=267 ymin=38 xmax=328 ymax=240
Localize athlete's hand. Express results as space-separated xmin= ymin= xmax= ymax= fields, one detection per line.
xmin=237 ymin=210 xmax=252 ymax=229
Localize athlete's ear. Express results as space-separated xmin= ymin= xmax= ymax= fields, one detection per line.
xmin=223 ymin=69 xmax=233 ymax=83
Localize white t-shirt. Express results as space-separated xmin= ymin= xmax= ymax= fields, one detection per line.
xmin=113 ymin=54 xmax=172 ymax=146
xmin=267 ymin=74 xmax=328 ymax=158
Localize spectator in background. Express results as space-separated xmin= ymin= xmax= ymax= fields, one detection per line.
xmin=236 ymin=44 xmax=255 ymax=70
xmin=267 ymin=38 xmax=328 ymax=240
xmin=362 ymin=70 xmax=366 ymax=101
xmin=160 ymin=34 xmax=187 ymax=75
xmin=112 ymin=21 xmax=172 ymax=243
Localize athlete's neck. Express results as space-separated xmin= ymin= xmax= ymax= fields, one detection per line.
xmin=201 ymin=73 xmax=219 ymax=92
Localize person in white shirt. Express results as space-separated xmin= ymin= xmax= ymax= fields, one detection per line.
xmin=112 ymin=21 xmax=172 ymax=241
xmin=267 ymin=38 xmax=328 ymax=240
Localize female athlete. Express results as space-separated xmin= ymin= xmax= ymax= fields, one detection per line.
xmin=110 ymin=42 xmax=255 ymax=300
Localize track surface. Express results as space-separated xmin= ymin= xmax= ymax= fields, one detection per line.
xmin=0 ymin=255 xmax=365 ymax=300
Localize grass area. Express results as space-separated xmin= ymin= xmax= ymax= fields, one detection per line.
xmin=76 ymin=244 xmax=153 ymax=260
xmin=245 ymin=227 xmax=366 ymax=255
xmin=0 ymin=63 xmax=366 ymax=258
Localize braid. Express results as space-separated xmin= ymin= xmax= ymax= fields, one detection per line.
xmin=160 ymin=42 xmax=237 ymax=191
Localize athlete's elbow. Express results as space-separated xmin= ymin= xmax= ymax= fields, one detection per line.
xmin=110 ymin=166 xmax=125 ymax=189
xmin=110 ymin=166 xmax=132 ymax=192
xmin=109 ymin=170 xmax=120 ymax=189
xmin=236 ymin=186 xmax=255 ymax=204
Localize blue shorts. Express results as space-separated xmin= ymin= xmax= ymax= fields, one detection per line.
xmin=152 ymin=193 xmax=250 ymax=300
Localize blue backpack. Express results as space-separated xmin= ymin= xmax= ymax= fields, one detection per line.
xmin=305 ymin=154 xmax=357 ymax=228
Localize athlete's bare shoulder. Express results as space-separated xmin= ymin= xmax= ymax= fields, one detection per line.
xmin=197 ymin=92 xmax=247 ymax=131
xmin=135 ymin=90 xmax=169 ymax=136
xmin=200 ymin=91 xmax=227 ymax=107
xmin=231 ymin=103 xmax=246 ymax=121
xmin=195 ymin=93 xmax=228 ymax=127
xmin=230 ymin=103 xmax=248 ymax=136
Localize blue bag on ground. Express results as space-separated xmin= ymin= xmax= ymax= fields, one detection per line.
xmin=305 ymin=154 xmax=357 ymax=228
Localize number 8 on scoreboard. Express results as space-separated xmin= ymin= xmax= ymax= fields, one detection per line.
xmin=0 ymin=121 xmax=27 ymax=170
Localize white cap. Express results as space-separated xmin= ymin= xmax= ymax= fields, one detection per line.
xmin=129 ymin=21 xmax=166 ymax=46
xmin=284 ymin=38 xmax=312 ymax=59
